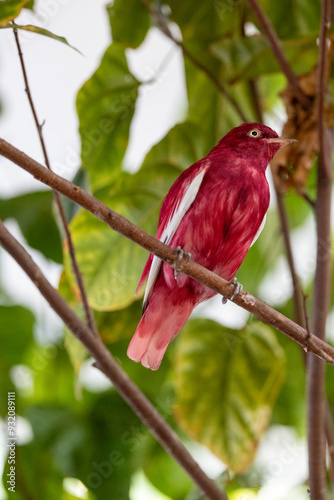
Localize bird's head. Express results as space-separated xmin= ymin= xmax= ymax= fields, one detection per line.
xmin=216 ymin=122 xmax=297 ymax=167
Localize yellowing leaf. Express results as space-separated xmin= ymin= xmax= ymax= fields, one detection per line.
xmin=6 ymin=23 xmax=82 ymax=53
xmin=174 ymin=320 xmax=286 ymax=473
xmin=0 ymin=0 xmax=29 ymax=26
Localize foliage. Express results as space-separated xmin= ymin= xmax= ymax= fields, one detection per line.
xmin=0 ymin=0 xmax=331 ymax=499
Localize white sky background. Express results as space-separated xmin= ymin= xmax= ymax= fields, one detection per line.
xmin=0 ymin=1 xmax=314 ymax=499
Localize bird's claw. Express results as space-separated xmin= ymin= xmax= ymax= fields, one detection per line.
xmin=174 ymin=246 xmax=191 ymax=279
xmin=222 ymin=277 xmax=243 ymax=305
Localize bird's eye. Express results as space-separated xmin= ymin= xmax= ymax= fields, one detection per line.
xmin=248 ymin=129 xmax=261 ymax=138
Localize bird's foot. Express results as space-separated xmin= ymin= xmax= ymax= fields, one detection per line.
xmin=222 ymin=277 xmax=243 ymax=305
xmin=174 ymin=246 xmax=191 ymax=279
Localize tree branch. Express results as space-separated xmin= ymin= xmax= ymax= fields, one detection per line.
xmin=140 ymin=0 xmax=249 ymax=123
xmin=1 ymin=138 xmax=334 ymax=367
xmin=0 ymin=219 xmax=227 ymax=500
xmin=307 ymin=1 xmax=332 ymax=498
xmin=246 ymin=0 xmax=309 ymax=107
xmin=13 ymin=28 xmax=98 ymax=337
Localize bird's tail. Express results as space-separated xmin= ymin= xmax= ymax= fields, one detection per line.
xmin=127 ymin=286 xmax=197 ymax=370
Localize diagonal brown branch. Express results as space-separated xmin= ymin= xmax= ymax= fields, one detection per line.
xmin=1 ymin=138 xmax=334 ymax=367
xmin=307 ymin=1 xmax=332 ymax=498
xmin=12 ymin=27 xmax=98 ymax=337
xmin=246 ymin=0 xmax=309 ymax=107
xmin=0 ymin=219 xmax=227 ymax=500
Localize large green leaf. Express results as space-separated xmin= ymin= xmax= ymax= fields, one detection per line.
xmin=107 ymin=0 xmax=150 ymax=48
xmin=174 ymin=320 xmax=286 ymax=473
xmin=63 ymin=122 xmax=204 ymax=311
xmin=77 ymin=43 xmax=140 ymax=191
xmin=0 ymin=191 xmax=62 ymax=263
xmin=0 ymin=0 xmax=29 ymax=26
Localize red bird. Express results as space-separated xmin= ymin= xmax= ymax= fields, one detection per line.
xmin=127 ymin=123 xmax=295 ymax=370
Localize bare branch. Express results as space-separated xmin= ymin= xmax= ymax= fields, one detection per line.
xmin=140 ymin=0 xmax=249 ymax=123
xmin=1 ymin=138 xmax=334 ymax=367
xmin=0 ymin=219 xmax=227 ymax=500
xmin=13 ymin=27 xmax=98 ymax=337
xmin=246 ymin=0 xmax=309 ymax=107
xmin=307 ymin=1 xmax=332 ymax=498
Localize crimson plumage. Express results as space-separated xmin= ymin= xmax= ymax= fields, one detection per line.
xmin=127 ymin=123 xmax=295 ymax=370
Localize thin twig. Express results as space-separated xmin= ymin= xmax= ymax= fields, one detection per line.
xmin=307 ymin=1 xmax=332 ymax=499
xmin=140 ymin=0 xmax=249 ymax=123
xmin=302 ymin=294 xmax=311 ymax=339
xmin=303 ymin=192 xmax=316 ymax=210
xmin=246 ymin=0 xmax=309 ymax=107
xmin=0 ymin=220 xmax=227 ymax=500
xmin=2 ymin=138 xmax=334 ymax=366
xmin=12 ymin=28 xmax=98 ymax=337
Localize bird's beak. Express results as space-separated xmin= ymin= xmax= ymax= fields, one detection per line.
xmin=267 ymin=137 xmax=298 ymax=147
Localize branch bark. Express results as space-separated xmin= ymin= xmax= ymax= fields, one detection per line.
xmin=13 ymin=28 xmax=98 ymax=338
xmin=307 ymin=1 xmax=332 ymax=498
xmin=0 ymin=219 xmax=227 ymax=500
xmin=1 ymin=137 xmax=334 ymax=367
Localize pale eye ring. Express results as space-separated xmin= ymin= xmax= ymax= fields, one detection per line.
xmin=248 ymin=129 xmax=261 ymax=138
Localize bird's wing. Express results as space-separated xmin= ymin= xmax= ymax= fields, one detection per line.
xmin=141 ymin=161 xmax=210 ymax=311
xmin=250 ymin=213 xmax=266 ymax=247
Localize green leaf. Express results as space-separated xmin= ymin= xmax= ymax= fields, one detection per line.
xmin=270 ymin=323 xmax=306 ymax=434
xmin=167 ymin=0 xmax=242 ymax=44
xmin=0 ymin=305 xmax=34 ymax=366
xmin=0 ymin=305 xmax=34 ymax=413
xmin=4 ymin=23 xmax=82 ymax=53
xmin=2 ymin=444 xmax=64 ymax=500
xmin=144 ymin=442 xmax=193 ymax=500
xmin=284 ymin=191 xmax=313 ymax=229
xmin=0 ymin=191 xmax=62 ymax=263
xmin=63 ymin=122 xmax=203 ymax=311
xmin=76 ymin=43 xmax=140 ymax=191
xmin=0 ymin=0 xmax=29 ymax=26
xmin=107 ymin=0 xmax=150 ymax=48
xmin=237 ymin=209 xmax=282 ymax=295
xmin=212 ymin=34 xmax=319 ymax=81
xmin=259 ymin=0 xmax=321 ymax=40
xmin=96 ymin=300 xmax=143 ymax=344
xmin=174 ymin=320 xmax=286 ymax=473
xmin=26 ymin=343 xmax=77 ymax=407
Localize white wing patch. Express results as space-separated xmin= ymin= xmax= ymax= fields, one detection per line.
xmin=250 ymin=214 xmax=266 ymax=247
xmin=143 ymin=167 xmax=207 ymax=310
